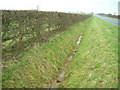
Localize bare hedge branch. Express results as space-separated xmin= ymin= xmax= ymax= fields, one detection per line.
xmin=2 ymin=10 xmax=92 ymax=60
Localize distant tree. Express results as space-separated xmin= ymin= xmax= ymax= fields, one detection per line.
xmin=80 ymin=12 xmax=86 ymax=15
xmin=89 ymin=12 xmax=94 ymax=15
xmin=97 ymin=13 xmax=106 ymax=15
xmin=107 ymin=13 xmax=112 ymax=17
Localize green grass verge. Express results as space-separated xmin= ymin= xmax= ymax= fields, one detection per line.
xmin=2 ymin=17 xmax=92 ymax=88
xmin=60 ymin=16 xmax=118 ymax=88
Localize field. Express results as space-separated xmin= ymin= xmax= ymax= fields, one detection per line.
xmin=2 ymin=13 xmax=118 ymax=88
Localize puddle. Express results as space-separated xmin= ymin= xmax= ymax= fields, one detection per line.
xmin=49 ymin=85 xmax=57 ymax=89
xmin=77 ymin=34 xmax=83 ymax=45
xmin=50 ymin=72 xmax=65 ymax=89
xmin=69 ymin=56 xmax=73 ymax=60
xmin=58 ymin=72 xmax=65 ymax=79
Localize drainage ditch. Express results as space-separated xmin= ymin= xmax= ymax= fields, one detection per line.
xmin=49 ymin=33 xmax=83 ymax=89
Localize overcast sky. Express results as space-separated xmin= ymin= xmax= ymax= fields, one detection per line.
xmin=0 ymin=0 xmax=119 ymax=15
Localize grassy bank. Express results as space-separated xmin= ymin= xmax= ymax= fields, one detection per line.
xmin=2 ymin=17 xmax=92 ymax=88
xmin=60 ymin=16 xmax=118 ymax=88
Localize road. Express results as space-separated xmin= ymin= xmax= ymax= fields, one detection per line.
xmin=96 ymin=15 xmax=120 ymax=26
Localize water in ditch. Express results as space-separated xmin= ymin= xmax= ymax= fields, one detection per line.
xmin=49 ymin=34 xmax=83 ymax=89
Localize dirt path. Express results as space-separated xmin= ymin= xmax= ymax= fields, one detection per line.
xmin=49 ymin=33 xmax=83 ymax=89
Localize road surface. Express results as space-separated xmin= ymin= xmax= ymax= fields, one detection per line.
xmin=96 ymin=15 xmax=120 ymax=26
